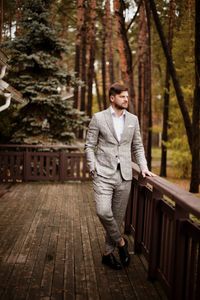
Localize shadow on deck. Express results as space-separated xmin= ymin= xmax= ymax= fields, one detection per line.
xmin=0 ymin=182 xmax=167 ymax=300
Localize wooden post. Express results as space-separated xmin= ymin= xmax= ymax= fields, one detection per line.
xmin=148 ymin=188 xmax=162 ymax=280
xmin=82 ymin=154 xmax=88 ymax=180
xmin=23 ymin=148 xmax=29 ymax=182
xmin=59 ymin=151 xmax=65 ymax=182
xmin=134 ymin=185 xmax=145 ymax=254
xmin=171 ymin=219 xmax=187 ymax=300
xmin=170 ymin=205 xmax=189 ymax=299
xmin=124 ymin=181 xmax=134 ymax=234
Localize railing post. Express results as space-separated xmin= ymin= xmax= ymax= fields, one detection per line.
xmin=148 ymin=188 xmax=162 ymax=280
xmin=170 ymin=205 xmax=189 ymax=300
xmin=23 ymin=148 xmax=29 ymax=182
xmin=82 ymin=154 xmax=88 ymax=180
xmin=59 ymin=150 xmax=65 ymax=182
xmin=134 ymin=184 xmax=145 ymax=254
xmin=124 ymin=181 xmax=134 ymax=234
xmin=171 ymin=219 xmax=187 ymax=300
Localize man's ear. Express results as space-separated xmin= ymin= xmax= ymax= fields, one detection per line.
xmin=110 ymin=95 xmax=114 ymax=103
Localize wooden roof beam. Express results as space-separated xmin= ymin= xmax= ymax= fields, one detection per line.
xmin=0 ymin=58 xmax=24 ymax=104
xmin=0 ymin=49 xmax=9 ymax=68
xmin=0 ymin=92 xmax=11 ymax=112
xmin=0 ymin=78 xmax=24 ymax=103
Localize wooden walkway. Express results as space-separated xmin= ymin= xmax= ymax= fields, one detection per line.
xmin=0 ymin=182 xmax=167 ymax=300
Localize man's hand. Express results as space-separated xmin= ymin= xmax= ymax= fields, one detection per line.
xmin=90 ymin=170 xmax=96 ymax=178
xmin=141 ymin=170 xmax=156 ymax=178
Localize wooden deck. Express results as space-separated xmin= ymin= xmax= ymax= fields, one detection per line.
xmin=0 ymin=182 xmax=167 ymax=300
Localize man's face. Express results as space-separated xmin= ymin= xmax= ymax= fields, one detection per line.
xmin=110 ymin=91 xmax=129 ymax=110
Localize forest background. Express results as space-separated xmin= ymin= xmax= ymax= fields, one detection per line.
xmin=0 ymin=0 xmax=199 ymax=193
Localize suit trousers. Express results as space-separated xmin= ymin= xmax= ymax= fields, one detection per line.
xmin=93 ymin=169 xmax=132 ymax=254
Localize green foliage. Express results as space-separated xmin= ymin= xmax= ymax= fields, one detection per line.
xmin=165 ymin=92 xmax=192 ymax=179
xmin=2 ymin=0 xmax=86 ymax=145
xmin=164 ymin=1 xmax=194 ymax=179
xmin=165 ymin=136 xmax=191 ymax=179
xmin=150 ymin=0 xmax=195 ymax=179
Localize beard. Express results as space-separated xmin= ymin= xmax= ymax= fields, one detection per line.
xmin=114 ymin=102 xmax=128 ymax=110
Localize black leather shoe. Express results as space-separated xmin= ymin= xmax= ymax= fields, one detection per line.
xmin=102 ymin=253 xmax=122 ymax=270
xmin=118 ymin=238 xmax=130 ymax=266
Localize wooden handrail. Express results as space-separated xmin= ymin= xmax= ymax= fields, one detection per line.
xmin=132 ymin=162 xmax=200 ymax=219
xmin=0 ymin=144 xmax=82 ymax=150
xmin=127 ymin=163 xmax=200 ymax=299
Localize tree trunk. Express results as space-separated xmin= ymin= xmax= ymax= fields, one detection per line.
xmin=160 ymin=0 xmax=175 ymax=177
xmin=74 ymin=0 xmax=85 ymax=109
xmin=15 ymin=0 xmax=22 ymax=36
xmin=101 ymin=10 xmax=107 ymax=109
xmin=190 ymin=0 xmax=200 ymax=193
xmin=137 ymin=2 xmax=144 ymax=122
xmin=0 ymin=0 xmax=3 ymax=43
xmin=106 ymin=0 xmax=115 ymax=84
xmin=160 ymin=69 xmax=170 ymax=177
xmin=137 ymin=1 xmax=152 ymax=168
xmin=149 ymin=0 xmax=193 ymax=152
xmin=87 ymin=0 xmax=96 ymax=117
xmin=94 ymin=72 xmax=103 ymax=111
xmin=137 ymin=61 xmax=143 ymax=123
xmin=9 ymin=11 xmax=12 ymax=39
xmin=80 ymin=5 xmax=87 ymax=113
xmin=74 ymin=44 xmax=80 ymax=109
xmin=144 ymin=0 xmax=152 ymax=170
xmin=114 ymin=0 xmax=135 ymax=113
xmin=137 ymin=3 xmax=147 ymax=144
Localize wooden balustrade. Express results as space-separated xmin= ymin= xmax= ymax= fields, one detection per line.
xmin=0 ymin=144 xmax=199 ymax=299
xmin=125 ymin=163 xmax=200 ymax=300
xmin=0 ymin=144 xmax=90 ymax=182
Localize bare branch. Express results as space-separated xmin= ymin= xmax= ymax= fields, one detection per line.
xmin=126 ymin=0 xmax=142 ymax=33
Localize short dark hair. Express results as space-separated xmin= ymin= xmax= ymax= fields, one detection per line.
xmin=109 ymin=82 xmax=128 ymax=97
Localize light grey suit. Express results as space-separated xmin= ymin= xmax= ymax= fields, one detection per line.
xmin=85 ymin=107 xmax=148 ymax=253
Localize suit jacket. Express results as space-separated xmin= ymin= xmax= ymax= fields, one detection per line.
xmin=85 ymin=107 xmax=148 ymax=180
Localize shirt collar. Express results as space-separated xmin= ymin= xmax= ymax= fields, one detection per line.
xmin=110 ymin=106 xmax=126 ymax=117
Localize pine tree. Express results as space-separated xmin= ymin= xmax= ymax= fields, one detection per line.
xmin=4 ymin=0 xmax=85 ymax=145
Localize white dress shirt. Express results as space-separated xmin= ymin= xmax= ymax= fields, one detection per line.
xmin=110 ymin=106 xmax=125 ymax=142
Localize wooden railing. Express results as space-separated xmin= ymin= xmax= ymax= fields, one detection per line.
xmin=0 ymin=145 xmax=90 ymax=182
xmin=1 ymin=145 xmax=200 ymax=299
xmin=125 ymin=163 xmax=200 ymax=300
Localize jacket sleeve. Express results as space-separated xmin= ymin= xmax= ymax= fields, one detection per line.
xmin=84 ymin=114 xmax=99 ymax=172
xmin=131 ymin=117 xmax=148 ymax=172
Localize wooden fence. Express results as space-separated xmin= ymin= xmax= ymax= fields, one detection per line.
xmin=125 ymin=163 xmax=200 ymax=300
xmin=0 ymin=145 xmax=90 ymax=182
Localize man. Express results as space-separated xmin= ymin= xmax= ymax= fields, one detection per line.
xmin=85 ymin=82 xmax=154 ymax=270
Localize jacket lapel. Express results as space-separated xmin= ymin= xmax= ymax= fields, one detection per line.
xmin=104 ymin=108 xmax=119 ymax=142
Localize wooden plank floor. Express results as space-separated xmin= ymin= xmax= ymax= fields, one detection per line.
xmin=0 ymin=182 xmax=167 ymax=300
